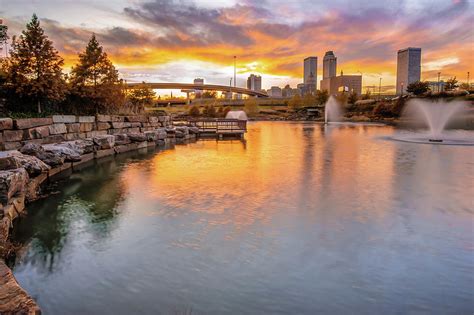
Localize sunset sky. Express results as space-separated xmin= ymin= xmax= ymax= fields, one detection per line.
xmin=1 ymin=0 xmax=473 ymax=93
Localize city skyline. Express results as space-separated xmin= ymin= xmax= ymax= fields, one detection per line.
xmin=1 ymin=0 xmax=473 ymax=92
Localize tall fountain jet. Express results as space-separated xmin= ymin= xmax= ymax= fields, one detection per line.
xmin=394 ymin=99 xmax=472 ymax=145
xmin=324 ymin=96 xmax=343 ymax=124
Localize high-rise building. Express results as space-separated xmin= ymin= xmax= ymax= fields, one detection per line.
xmin=304 ymin=57 xmax=317 ymax=90
xmin=323 ymin=51 xmax=337 ymax=79
xmin=396 ymin=47 xmax=421 ymax=94
xmin=246 ymin=74 xmax=262 ymax=91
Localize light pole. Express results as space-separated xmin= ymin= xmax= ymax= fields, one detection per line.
xmin=468 ymin=72 xmax=470 ymax=87
xmin=229 ymin=78 xmax=233 ymax=99
xmin=437 ymin=72 xmax=441 ymax=93
xmin=233 ymin=56 xmax=236 ymax=88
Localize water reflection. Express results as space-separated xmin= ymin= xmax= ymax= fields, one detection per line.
xmin=10 ymin=122 xmax=474 ymax=314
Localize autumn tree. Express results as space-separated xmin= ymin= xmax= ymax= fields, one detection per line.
xmin=0 ymin=23 xmax=8 ymax=47
xmin=315 ymin=90 xmax=329 ymax=105
xmin=445 ymin=77 xmax=459 ymax=91
xmin=69 ymin=34 xmax=124 ymax=114
xmin=201 ymin=91 xmax=217 ymax=98
xmin=7 ymin=14 xmax=65 ymax=113
xmin=406 ymin=81 xmax=429 ymax=95
xmin=288 ymin=94 xmax=302 ymax=110
xmin=244 ymin=97 xmax=259 ymax=116
xmin=127 ymin=82 xmax=155 ymax=113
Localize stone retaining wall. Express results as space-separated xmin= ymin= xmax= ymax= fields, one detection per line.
xmin=0 ymin=114 xmax=173 ymax=151
xmin=0 ymin=114 xmax=201 ymax=314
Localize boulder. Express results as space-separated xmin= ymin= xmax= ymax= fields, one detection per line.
xmin=26 ymin=125 xmax=50 ymax=139
xmin=43 ymin=143 xmax=82 ymax=162
xmin=52 ymin=115 xmax=76 ymax=123
xmin=79 ymin=122 xmax=94 ymax=132
xmin=58 ymin=140 xmax=93 ymax=155
xmin=0 ymin=168 xmax=28 ymax=204
xmin=176 ymin=126 xmax=189 ymax=135
xmin=13 ymin=117 xmax=53 ymax=129
xmin=0 ymin=151 xmax=49 ymax=177
xmin=114 ymin=134 xmax=131 ymax=145
xmin=49 ymin=123 xmax=67 ymax=135
xmin=0 ymin=118 xmax=13 ymax=130
xmin=188 ymin=127 xmax=200 ymax=134
xmin=66 ymin=123 xmax=81 ymax=133
xmin=93 ymin=135 xmax=115 ymax=150
xmin=96 ymin=122 xmax=111 ymax=130
xmin=144 ymin=131 xmax=157 ymax=142
xmin=165 ymin=127 xmax=176 ymax=134
xmin=78 ymin=116 xmax=95 ymax=123
xmin=156 ymin=128 xmax=167 ymax=140
xmin=20 ymin=143 xmax=65 ymax=167
xmin=3 ymin=130 xmax=24 ymax=142
xmin=96 ymin=114 xmax=111 ymax=122
xmin=175 ymin=130 xmax=185 ymax=138
xmin=128 ymin=133 xmax=147 ymax=142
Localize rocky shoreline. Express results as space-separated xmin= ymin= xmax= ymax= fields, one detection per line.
xmin=0 ymin=114 xmax=201 ymax=314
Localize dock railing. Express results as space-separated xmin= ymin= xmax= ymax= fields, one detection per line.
xmin=178 ymin=119 xmax=247 ymax=135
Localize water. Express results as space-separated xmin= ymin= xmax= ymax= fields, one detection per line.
xmin=324 ymin=96 xmax=343 ymax=124
xmin=10 ymin=122 xmax=474 ymax=314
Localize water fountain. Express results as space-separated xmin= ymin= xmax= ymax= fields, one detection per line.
xmin=324 ymin=96 xmax=343 ymax=124
xmin=392 ymin=99 xmax=473 ymax=145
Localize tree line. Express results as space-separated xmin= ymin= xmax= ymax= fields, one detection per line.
xmin=0 ymin=15 xmax=155 ymax=116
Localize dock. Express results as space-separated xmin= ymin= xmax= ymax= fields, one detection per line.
xmin=179 ymin=119 xmax=247 ymax=139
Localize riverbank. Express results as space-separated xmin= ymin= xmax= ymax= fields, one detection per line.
xmin=0 ymin=114 xmax=204 ymax=313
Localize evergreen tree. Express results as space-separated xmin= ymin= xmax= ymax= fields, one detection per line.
xmin=69 ymin=34 xmax=124 ymax=114
xmin=7 ymin=14 xmax=65 ymax=113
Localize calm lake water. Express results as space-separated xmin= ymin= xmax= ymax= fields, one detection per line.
xmin=10 ymin=122 xmax=474 ymax=314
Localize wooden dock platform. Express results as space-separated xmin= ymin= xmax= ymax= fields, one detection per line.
xmin=179 ymin=119 xmax=247 ymax=138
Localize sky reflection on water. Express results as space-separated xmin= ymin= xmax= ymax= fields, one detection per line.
xmin=11 ymin=122 xmax=474 ymax=315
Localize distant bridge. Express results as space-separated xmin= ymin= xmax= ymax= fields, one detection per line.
xmin=126 ymin=82 xmax=269 ymax=98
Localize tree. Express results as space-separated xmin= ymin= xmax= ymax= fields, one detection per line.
xmin=7 ymin=14 xmax=65 ymax=113
xmin=459 ymin=82 xmax=470 ymax=90
xmin=244 ymin=98 xmax=258 ymax=116
xmin=445 ymin=77 xmax=459 ymax=91
xmin=0 ymin=23 xmax=8 ymax=48
xmin=189 ymin=105 xmax=200 ymax=117
xmin=288 ymin=94 xmax=302 ymax=110
xmin=202 ymin=105 xmax=217 ymax=117
xmin=69 ymin=34 xmax=124 ymax=114
xmin=348 ymin=90 xmax=358 ymax=104
xmin=406 ymin=81 xmax=429 ymax=95
xmin=361 ymin=90 xmax=371 ymax=100
xmin=315 ymin=90 xmax=329 ymax=105
xmin=201 ymin=91 xmax=217 ymax=98
xmin=127 ymin=82 xmax=155 ymax=113
xmin=302 ymin=93 xmax=316 ymax=107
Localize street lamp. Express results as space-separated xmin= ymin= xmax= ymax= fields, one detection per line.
xmin=233 ymin=56 xmax=236 ymax=88
xmin=437 ymin=72 xmax=441 ymax=93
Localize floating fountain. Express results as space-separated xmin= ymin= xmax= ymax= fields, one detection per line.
xmin=392 ymin=99 xmax=473 ymax=145
xmin=324 ymin=96 xmax=343 ymax=124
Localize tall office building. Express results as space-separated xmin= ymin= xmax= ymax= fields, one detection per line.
xmin=396 ymin=47 xmax=421 ymax=94
xmin=304 ymin=57 xmax=317 ymax=91
xmin=246 ymin=74 xmax=262 ymax=91
xmin=323 ymin=51 xmax=337 ymax=79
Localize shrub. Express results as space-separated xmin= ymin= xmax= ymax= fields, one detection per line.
xmin=189 ymin=105 xmax=200 ymax=117
xmin=373 ymin=102 xmax=393 ymax=117
xmin=406 ymin=81 xmax=429 ymax=95
xmin=348 ymin=91 xmax=358 ymax=104
xmin=244 ymin=98 xmax=259 ymax=116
